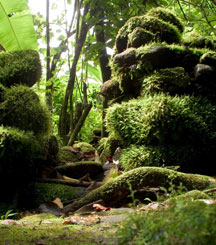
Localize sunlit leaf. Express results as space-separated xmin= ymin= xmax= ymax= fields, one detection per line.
xmin=0 ymin=0 xmax=38 ymax=51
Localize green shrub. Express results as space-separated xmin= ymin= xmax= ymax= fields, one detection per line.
xmin=106 ymin=94 xmax=216 ymax=146
xmin=0 ymin=50 xmax=42 ymax=87
xmin=0 ymin=85 xmax=51 ymax=138
xmin=141 ymin=67 xmax=190 ymax=96
xmin=147 ymin=7 xmax=184 ymax=33
xmin=118 ymin=200 xmax=216 ymax=245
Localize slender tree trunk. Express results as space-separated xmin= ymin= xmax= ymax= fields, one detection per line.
xmin=46 ymin=0 xmax=53 ymax=112
xmin=95 ymin=11 xmax=111 ymax=137
xmin=68 ymin=102 xmax=92 ymax=145
xmin=59 ymin=3 xmax=90 ymax=143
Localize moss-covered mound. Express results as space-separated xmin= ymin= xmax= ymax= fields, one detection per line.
xmin=57 ymin=146 xmax=81 ymax=163
xmin=0 ymin=126 xmax=43 ymax=199
xmin=200 ymin=51 xmax=216 ymax=67
xmin=141 ymin=67 xmax=190 ymax=95
xmin=146 ymin=7 xmax=184 ymax=33
xmin=116 ymin=15 xmax=181 ymax=53
xmin=55 ymin=161 xmax=103 ymax=179
xmin=73 ymin=142 xmax=96 ymax=153
xmin=120 ymin=144 xmax=216 ymax=173
xmin=183 ymin=30 xmax=215 ymax=50
xmin=23 ymin=183 xmax=86 ymax=208
xmin=0 ymin=85 xmax=51 ymax=137
xmin=63 ymin=167 xmax=216 ymax=213
xmin=106 ymin=94 xmax=216 ymax=146
xmin=0 ymin=50 xmax=42 ymax=87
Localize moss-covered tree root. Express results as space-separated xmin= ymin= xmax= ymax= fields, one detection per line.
xmin=63 ymin=167 xmax=216 ymax=214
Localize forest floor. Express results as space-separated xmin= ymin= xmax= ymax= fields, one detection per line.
xmin=0 ymin=208 xmax=134 ymax=245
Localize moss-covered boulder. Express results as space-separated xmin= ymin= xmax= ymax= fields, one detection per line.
xmin=100 ymin=79 xmax=123 ymax=100
xmin=57 ymin=146 xmax=81 ymax=163
xmin=98 ymin=134 xmax=123 ymax=163
xmin=55 ymin=161 xmax=103 ymax=179
xmin=128 ymin=27 xmax=155 ymax=48
xmin=115 ymin=9 xmax=182 ymax=53
xmin=0 ymin=50 xmax=42 ymax=87
xmin=120 ymin=144 xmax=216 ymax=174
xmin=146 ymin=7 xmax=184 ymax=33
xmin=141 ymin=67 xmax=190 ymax=95
xmin=0 ymin=85 xmax=51 ymax=138
xmin=73 ymin=142 xmax=96 ymax=153
xmin=183 ymin=30 xmax=215 ymax=50
xmin=0 ymin=126 xmax=43 ymax=200
xmin=106 ymin=94 xmax=216 ymax=146
xmin=200 ymin=51 xmax=216 ymax=67
xmin=63 ymin=167 xmax=216 ymax=213
xmin=20 ymin=183 xmax=86 ymax=208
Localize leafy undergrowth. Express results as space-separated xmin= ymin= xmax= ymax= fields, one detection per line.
xmin=118 ymin=199 xmax=216 ymax=245
xmin=0 ymin=213 xmax=119 ymax=245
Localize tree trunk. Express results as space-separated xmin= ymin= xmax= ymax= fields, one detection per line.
xmin=45 ymin=0 xmax=53 ymax=112
xmin=68 ymin=102 xmax=92 ymax=146
xmin=59 ymin=3 xmax=90 ymax=143
xmin=95 ymin=10 xmax=111 ymax=138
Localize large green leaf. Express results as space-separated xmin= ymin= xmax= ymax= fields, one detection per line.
xmin=0 ymin=0 xmax=38 ymax=51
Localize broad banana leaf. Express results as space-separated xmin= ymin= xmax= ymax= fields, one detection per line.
xmin=0 ymin=0 xmax=38 ymax=51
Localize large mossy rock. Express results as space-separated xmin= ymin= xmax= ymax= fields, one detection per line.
xmin=119 ymin=144 xmax=216 ymax=174
xmin=106 ymin=94 xmax=216 ymax=146
xmin=55 ymin=161 xmax=103 ymax=179
xmin=115 ymin=8 xmax=182 ymax=53
xmin=0 ymin=85 xmax=51 ymax=138
xmin=0 ymin=50 xmax=42 ymax=87
xmin=0 ymin=126 xmax=43 ymax=200
xmin=140 ymin=67 xmax=190 ymax=96
xmin=20 ymin=183 xmax=86 ymax=208
xmin=63 ymin=167 xmax=216 ymax=213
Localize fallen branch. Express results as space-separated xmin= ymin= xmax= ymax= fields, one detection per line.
xmin=36 ymin=178 xmax=103 ymax=188
xmin=203 ymin=187 xmax=216 ymax=193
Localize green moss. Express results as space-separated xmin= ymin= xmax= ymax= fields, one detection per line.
xmin=200 ymin=51 xmax=216 ymax=67
xmin=135 ymin=43 xmax=206 ymax=75
xmin=55 ymin=161 xmax=103 ymax=179
xmin=183 ymin=30 xmax=215 ymax=50
xmin=0 ymin=85 xmax=51 ymax=138
xmin=99 ymin=133 xmax=123 ymax=163
xmin=115 ymin=8 xmax=182 ymax=53
xmin=0 ymin=82 xmax=6 ymax=102
xmin=27 ymin=183 xmax=85 ymax=207
xmin=0 ymin=50 xmax=42 ymax=87
xmin=73 ymin=142 xmax=96 ymax=153
xmin=120 ymin=144 xmax=216 ymax=173
xmin=141 ymin=67 xmax=190 ymax=95
xmin=127 ymin=27 xmax=155 ymax=48
xmin=57 ymin=146 xmax=80 ymax=163
xmin=147 ymin=7 xmax=184 ymax=33
xmin=100 ymin=79 xmax=122 ymax=100
xmin=106 ymin=94 xmax=216 ymax=146
xmin=0 ymin=126 xmax=43 ymax=199
xmin=63 ymin=167 xmax=215 ymax=212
